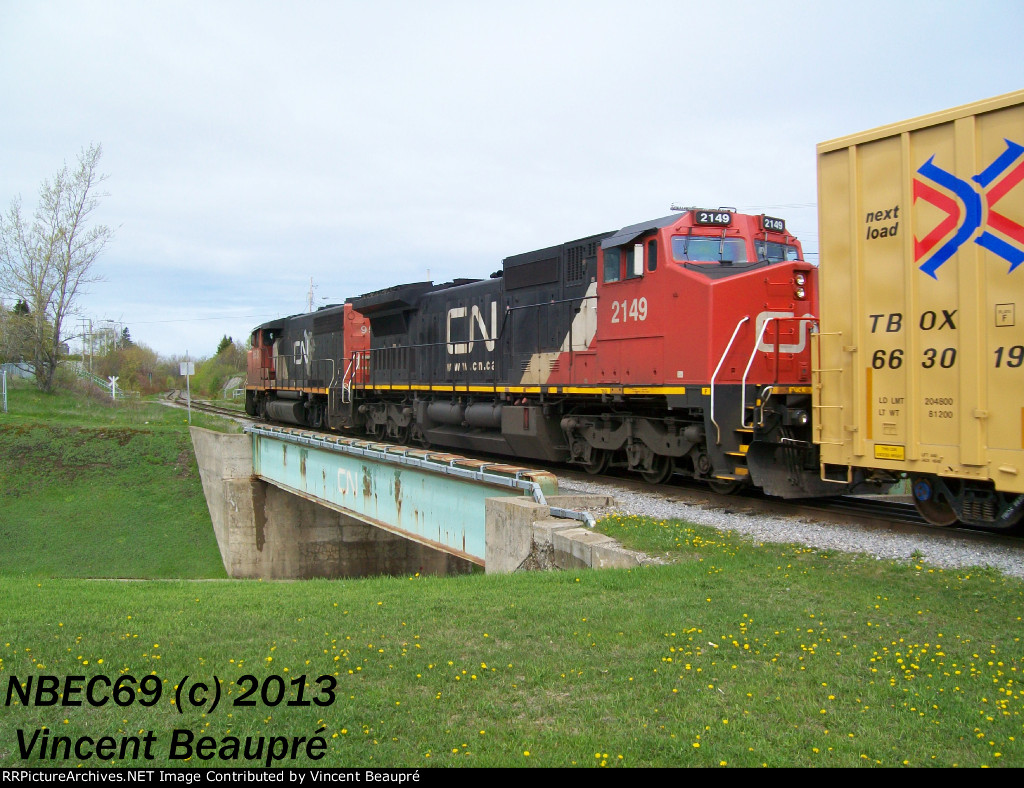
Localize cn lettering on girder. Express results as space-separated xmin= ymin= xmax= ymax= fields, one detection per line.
xmin=337 ymin=468 xmax=357 ymax=496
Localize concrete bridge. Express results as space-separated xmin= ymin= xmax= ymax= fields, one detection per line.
xmin=191 ymin=425 xmax=642 ymax=579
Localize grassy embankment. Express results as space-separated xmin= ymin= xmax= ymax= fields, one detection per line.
xmin=0 ymin=382 xmax=231 ymax=578
xmin=0 ymin=378 xmax=1022 ymax=768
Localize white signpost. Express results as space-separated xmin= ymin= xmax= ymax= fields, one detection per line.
xmin=108 ymin=375 xmax=118 ymax=400
xmin=180 ymin=357 xmax=195 ymax=424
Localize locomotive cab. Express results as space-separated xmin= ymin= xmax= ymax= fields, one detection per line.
xmin=245 ymin=325 xmax=280 ymax=417
xmin=563 ymin=207 xmax=833 ymax=495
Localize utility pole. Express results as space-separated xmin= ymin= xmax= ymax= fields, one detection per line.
xmin=307 ymin=277 xmax=315 ymax=312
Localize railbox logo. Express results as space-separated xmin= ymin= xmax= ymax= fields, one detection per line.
xmin=913 ymin=138 xmax=1024 ymax=278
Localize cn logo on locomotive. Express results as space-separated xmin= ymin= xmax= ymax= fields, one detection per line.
xmin=446 ymin=303 xmax=498 ymax=355
xmin=755 ymin=310 xmax=815 ymax=354
xmin=292 ymin=330 xmax=313 ymax=373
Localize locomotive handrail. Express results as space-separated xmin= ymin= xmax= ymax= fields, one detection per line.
xmin=319 ymin=357 xmax=335 ymax=390
xmin=740 ymin=315 xmax=819 ymax=429
xmin=275 ymin=352 xmax=334 ymax=392
xmin=741 ymin=316 xmax=777 ymax=429
xmin=340 ymin=351 xmax=369 ymax=404
xmin=503 ymin=293 xmax=597 ymax=315
xmin=710 ymin=316 xmax=749 ymax=445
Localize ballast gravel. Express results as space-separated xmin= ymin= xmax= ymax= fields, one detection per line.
xmin=559 ymin=478 xmax=1024 ymax=580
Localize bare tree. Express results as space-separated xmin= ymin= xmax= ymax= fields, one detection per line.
xmin=0 ymin=144 xmax=113 ymax=391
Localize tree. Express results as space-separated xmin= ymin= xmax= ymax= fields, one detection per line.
xmin=0 ymin=300 xmax=33 ymax=363
xmin=216 ymin=334 xmax=233 ymax=355
xmin=119 ymin=325 xmax=133 ymax=349
xmin=0 ymin=144 xmax=113 ymax=391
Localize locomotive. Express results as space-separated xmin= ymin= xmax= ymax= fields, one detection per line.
xmin=247 ymin=207 xmax=851 ymax=499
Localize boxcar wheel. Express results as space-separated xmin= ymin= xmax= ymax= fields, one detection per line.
xmin=912 ymin=477 xmax=958 ymax=527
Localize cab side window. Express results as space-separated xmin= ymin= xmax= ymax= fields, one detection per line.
xmin=603 ymin=248 xmax=621 ymax=282
xmin=625 ymin=244 xmax=641 ymax=279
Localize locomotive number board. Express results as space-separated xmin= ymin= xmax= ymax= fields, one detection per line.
xmin=761 ymin=215 xmax=786 ymax=232
xmin=693 ymin=210 xmax=733 ymax=226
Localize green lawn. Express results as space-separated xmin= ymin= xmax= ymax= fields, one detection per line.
xmin=0 ymin=381 xmax=228 ymax=578
xmin=0 ymin=379 xmax=1022 ymax=768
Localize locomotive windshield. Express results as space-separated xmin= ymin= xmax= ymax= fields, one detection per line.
xmin=755 ymin=240 xmax=801 ymax=263
xmin=671 ymin=236 xmax=748 ymax=263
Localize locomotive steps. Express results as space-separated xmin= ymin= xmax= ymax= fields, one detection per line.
xmin=190 ymin=426 xmax=640 ymax=578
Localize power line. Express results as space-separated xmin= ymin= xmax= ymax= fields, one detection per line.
xmin=119 ymin=313 xmax=284 ymax=325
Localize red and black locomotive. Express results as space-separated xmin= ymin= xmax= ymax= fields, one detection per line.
xmin=247 ymin=207 xmax=848 ymax=498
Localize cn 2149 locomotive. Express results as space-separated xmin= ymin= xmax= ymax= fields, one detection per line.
xmin=247 ymin=207 xmax=864 ymax=499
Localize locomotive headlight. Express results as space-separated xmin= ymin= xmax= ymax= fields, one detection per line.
xmin=794 ymin=272 xmax=806 ymax=286
xmin=794 ymin=286 xmax=806 ymax=299
xmin=786 ymin=408 xmax=809 ymax=426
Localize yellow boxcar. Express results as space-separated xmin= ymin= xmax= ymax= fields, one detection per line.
xmin=814 ymin=89 xmax=1024 ymax=528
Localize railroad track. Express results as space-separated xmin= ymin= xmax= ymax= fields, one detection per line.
xmin=166 ymin=391 xmax=251 ymax=421
xmin=169 ymin=392 xmax=1021 ymax=546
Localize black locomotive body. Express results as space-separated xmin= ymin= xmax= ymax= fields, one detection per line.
xmin=350 ymin=231 xmax=609 ymax=461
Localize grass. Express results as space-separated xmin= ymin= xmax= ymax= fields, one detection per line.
xmin=0 ymin=380 xmax=229 ymax=578
xmin=0 ymin=378 xmax=1022 ymax=768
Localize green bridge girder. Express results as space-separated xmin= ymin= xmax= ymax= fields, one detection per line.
xmin=248 ymin=425 xmax=560 ymax=564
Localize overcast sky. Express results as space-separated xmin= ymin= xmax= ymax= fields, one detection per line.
xmin=1 ymin=0 xmax=1021 ymax=358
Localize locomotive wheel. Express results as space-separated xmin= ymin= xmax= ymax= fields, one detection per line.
xmin=394 ymin=423 xmax=411 ymax=445
xmin=912 ymin=477 xmax=958 ymax=527
xmin=411 ymin=425 xmax=431 ymax=448
xmin=708 ymin=479 xmax=743 ymax=495
xmin=641 ymin=455 xmax=673 ymax=485
xmin=582 ymin=448 xmax=610 ymax=476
